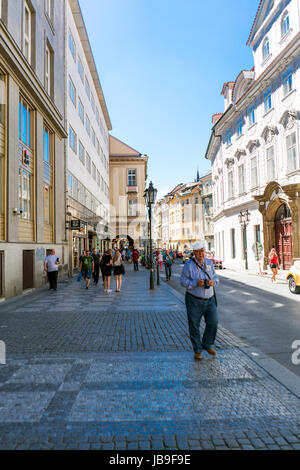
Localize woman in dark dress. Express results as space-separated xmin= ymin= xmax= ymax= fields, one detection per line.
xmin=102 ymin=249 xmax=113 ymax=293
xmin=113 ymin=250 xmax=124 ymax=292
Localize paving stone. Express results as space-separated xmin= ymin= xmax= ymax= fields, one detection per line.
xmin=241 ymin=445 xmax=255 ymax=450
xmin=102 ymin=443 xmax=114 ymax=450
xmin=151 ymin=440 xmax=165 ymax=450
xmin=249 ymin=438 xmax=267 ymax=449
xmin=200 ymin=440 xmax=215 ymax=450
xmin=224 ymin=438 xmax=239 ymax=448
xmin=292 ymin=444 xmax=300 ymax=450
xmin=139 ymin=441 xmax=151 ymax=450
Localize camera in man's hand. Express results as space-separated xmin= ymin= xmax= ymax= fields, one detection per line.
xmin=204 ymin=279 xmax=211 ymax=289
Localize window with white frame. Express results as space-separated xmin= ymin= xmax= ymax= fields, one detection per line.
xmin=78 ymin=56 xmax=84 ymax=83
xmin=91 ymin=93 xmax=95 ymax=113
xmin=97 ymin=170 xmax=100 ymax=186
xmin=251 ymin=156 xmax=258 ymax=188
xmin=281 ymin=11 xmax=290 ymax=37
xmin=262 ymin=38 xmax=270 ymax=61
xmin=128 ymin=169 xmax=136 ymax=186
xmin=86 ymin=153 xmax=91 ymax=173
xmin=128 ymin=199 xmax=137 ymax=217
xmin=85 ymin=77 xmax=90 ymax=100
xmin=69 ymin=126 xmax=76 ymax=153
xmin=266 ymin=146 xmax=275 ymax=182
xmin=24 ymin=2 xmax=32 ymax=64
xmin=226 ymin=128 xmax=232 ymax=146
xmin=237 ymin=118 xmax=243 ymax=137
xmin=283 ymin=69 xmax=293 ymax=96
xmin=78 ymin=98 xmax=84 ymax=123
xmin=85 ymin=114 xmax=90 ymax=136
xmin=45 ymin=0 xmax=53 ymax=22
xmin=68 ymin=30 xmax=76 ymax=62
xmin=249 ymin=106 xmax=255 ymax=126
xmin=264 ymin=88 xmax=272 ymax=113
xmin=238 ymin=164 xmax=245 ymax=194
xmin=91 ymin=127 xmax=95 ymax=146
xmin=69 ymin=77 xmax=76 ymax=107
xmin=286 ymin=132 xmax=297 ymax=173
xmin=92 ymin=162 xmax=96 ymax=181
xmin=228 ymin=171 xmax=234 ymax=199
xmin=45 ymin=44 xmax=51 ymax=95
xmin=78 ymin=141 xmax=85 ymax=165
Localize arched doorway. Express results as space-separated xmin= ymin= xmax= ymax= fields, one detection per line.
xmin=275 ymin=204 xmax=293 ymax=270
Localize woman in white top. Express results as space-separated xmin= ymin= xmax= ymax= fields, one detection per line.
xmin=113 ymin=250 xmax=124 ymax=292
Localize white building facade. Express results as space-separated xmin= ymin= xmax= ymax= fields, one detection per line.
xmin=65 ymin=0 xmax=112 ymax=271
xmin=206 ymin=0 xmax=300 ymax=271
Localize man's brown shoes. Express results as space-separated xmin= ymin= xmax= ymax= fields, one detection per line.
xmin=203 ymin=347 xmax=217 ymax=356
xmin=194 ymin=353 xmax=202 ymax=361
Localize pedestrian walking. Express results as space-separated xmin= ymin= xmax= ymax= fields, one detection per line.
xmin=102 ymin=249 xmax=113 ymax=293
xmin=113 ymin=249 xmax=124 ymax=292
xmin=158 ymin=251 xmax=163 ymax=271
xmin=269 ymin=248 xmax=279 ymax=283
xmin=92 ymin=249 xmax=101 ymax=285
xmin=132 ymin=249 xmax=139 ymax=271
xmin=180 ymin=241 xmax=219 ymax=361
xmin=127 ymin=248 xmax=132 ymax=264
xmin=80 ymin=250 xmax=94 ymax=290
xmin=44 ymin=249 xmax=60 ymax=291
xmin=163 ymin=250 xmax=173 ymax=281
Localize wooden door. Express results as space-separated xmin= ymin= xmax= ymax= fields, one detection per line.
xmin=23 ymin=250 xmax=34 ymax=290
xmin=275 ymin=220 xmax=293 ymax=270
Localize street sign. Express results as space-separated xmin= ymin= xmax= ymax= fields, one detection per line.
xmin=252 ymin=242 xmax=263 ymax=260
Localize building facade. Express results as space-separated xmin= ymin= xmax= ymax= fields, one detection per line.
xmin=65 ymin=0 xmax=112 ymax=272
xmin=0 ymin=0 xmax=68 ymax=299
xmin=109 ymin=135 xmax=148 ymax=250
xmin=206 ymin=0 xmax=300 ymax=271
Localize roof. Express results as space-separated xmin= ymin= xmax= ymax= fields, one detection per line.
xmin=247 ymin=0 xmax=264 ymax=46
xmin=109 ymin=135 xmax=142 ymax=157
xmin=221 ymin=82 xmax=235 ymax=96
xmin=70 ymin=0 xmax=112 ymax=131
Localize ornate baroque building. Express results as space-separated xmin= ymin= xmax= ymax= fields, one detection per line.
xmin=206 ymin=0 xmax=300 ymax=270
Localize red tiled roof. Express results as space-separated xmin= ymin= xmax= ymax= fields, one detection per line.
xmin=221 ymin=82 xmax=235 ymax=96
xmin=212 ymin=113 xmax=223 ymax=124
xmin=247 ymin=0 xmax=263 ymax=46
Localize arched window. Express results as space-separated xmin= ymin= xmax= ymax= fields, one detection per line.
xmin=263 ymin=38 xmax=270 ymax=60
xmin=281 ymin=11 xmax=290 ymax=37
xmin=275 ymin=204 xmax=291 ymax=222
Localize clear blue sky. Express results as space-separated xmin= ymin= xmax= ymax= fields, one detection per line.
xmin=80 ymin=0 xmax=259 ymax=198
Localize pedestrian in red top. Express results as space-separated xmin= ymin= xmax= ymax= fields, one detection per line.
xmin=132 ymin=249 xmax=139 ymax=271
xmin=269 ymin=248 xmax=279 ymax=283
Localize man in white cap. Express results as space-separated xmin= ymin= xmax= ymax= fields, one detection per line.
xmin=180 ymin=241 xmax=219 ymax=360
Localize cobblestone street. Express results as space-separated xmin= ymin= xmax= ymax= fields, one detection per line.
xmin=0 ymin=266 xmax=300 ymax=450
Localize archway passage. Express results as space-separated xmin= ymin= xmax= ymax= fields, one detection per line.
xmin=275 ymin=204 xmax=293 ymax=270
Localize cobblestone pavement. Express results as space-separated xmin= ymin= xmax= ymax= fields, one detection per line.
xmin=0 ymin=266 xmax=300 ymax=450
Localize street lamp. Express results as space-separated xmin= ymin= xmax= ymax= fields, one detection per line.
xmin=238 ymin=210 xmax=251 ymax=270
xmin=144 ymin=181 xmax=158 ymax=290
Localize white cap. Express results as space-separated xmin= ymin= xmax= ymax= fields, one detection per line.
xmin=192 ymin=241 xmax=206 ymax=251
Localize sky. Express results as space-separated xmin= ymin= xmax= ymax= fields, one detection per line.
xmin=80 ymin=0 xmax=260 ymax=199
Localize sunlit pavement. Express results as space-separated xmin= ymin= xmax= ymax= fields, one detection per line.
xmin=0 ymin=264 xmax=300 ymax=450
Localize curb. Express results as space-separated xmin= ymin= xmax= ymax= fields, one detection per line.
xmin=161 ymin=277 xmax=300 ymax=401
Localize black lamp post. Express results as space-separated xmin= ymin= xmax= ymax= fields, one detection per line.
xmin=238 ymin=210 xmax=251 ymax=270
xmin=144 ymin=181 xmax=158 ymax=290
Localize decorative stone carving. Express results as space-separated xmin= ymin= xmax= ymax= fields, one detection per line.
xmin=225 ymin=157 xmax=235 ymax=169
xmin=279 ymin=109 xmax=298 ymax=130
xmin=246 ymin=139 xmax=260 ymax=153
xmin=217 ymin=166 xmax=223 ymax=174
xmin=261 ymin=125 xmax=277 ymax=143
xmin=234 ymin=149 xmax=246 ymax=160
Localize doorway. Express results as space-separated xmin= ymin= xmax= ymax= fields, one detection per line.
xmin=275 ymin=204 xmax=293 ymax=270
xmin=23 ymin=250 xmax=34 ymax=290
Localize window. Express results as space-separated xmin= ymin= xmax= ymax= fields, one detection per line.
xmin=237 ymin=118 xmax=243 ymax=137
xmin=264 ymin=89 xmax=272 ymax=113
xmin=91 ymin=93 xmax=95 ymax=113
xmin=128 ymin=200 xmax=137 ymax=217
xmin=69 ymin=77 xmax=76 ymax=106
xmin=24 ymin=2 xmax=32 ymax=64
xmin=96 ymin=138 xmax=100 ymax=156
xmin=85 ymin=77 xmax=90 ymax=100
xmin=238 ymin=164 xmax=245 ymax=194
xmin=228 ymin=171 xmax=234 ymax=199
xmin=45 ymin=0 xmax=53 ymax=22
xmin=43 ymin=126 xmax=50 ymax=164
xmin=286 ymin=132 xmax=297 ymax=173
xmin=68 ymin=30 xmax=76 ymax=61
xmin=19 ymin=168 xmax=32 ymax=219
xmin=281 ymin=11 xmax=290 ymax=37
xmin=92 ymin=162 xmax=96 ymax=181
xmin=251 ymin=156 xmax=258 ymax=188
xmin=86 ymin=153 xmax=91 ymax=173
xmin=249 ymin=106 xmax=255 ymax=126
xmin=78 ymin=57 xmax=84 ymax=83
xmin=262 ymin=38 xmax=270 ymax=60
xmin=266 ymin=146 xmax=275 ymax=181
xmin=85 ymin=115 xmax=90 ymax=136
xmin=19 ymin=97 xmax=32 ymax=148
xmin=231 ymin=229 xmax=236 ymax=259
xmin=255 ymin=225 xmax=261 ymax=244
xmin=91 ymin=128 xmax=95 ymax=146
xmin=43 ymin=126 xmax=52 ymax=226
xmin=283 ymin=69 xmax=293 ymax=96
xmin=69 ymin=125 xmax=76 ymax=153
xmin=78 ymin=141 xmax=85 ymax=165
xmin=45 ymin=44 xmax=52 ymax=95
xmin=226 ymin=128 xmax=231 ymax=146
xmin=97 ymin=170 xmax=100 ymax=186
xmin=78 ymin=98 xmax=84 ymax=123
xmin=128 ymin=169 xmax=136 ymax=186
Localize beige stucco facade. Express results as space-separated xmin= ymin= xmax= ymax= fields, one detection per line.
xmin=109 ymin=136 xmax=148 ymax=249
